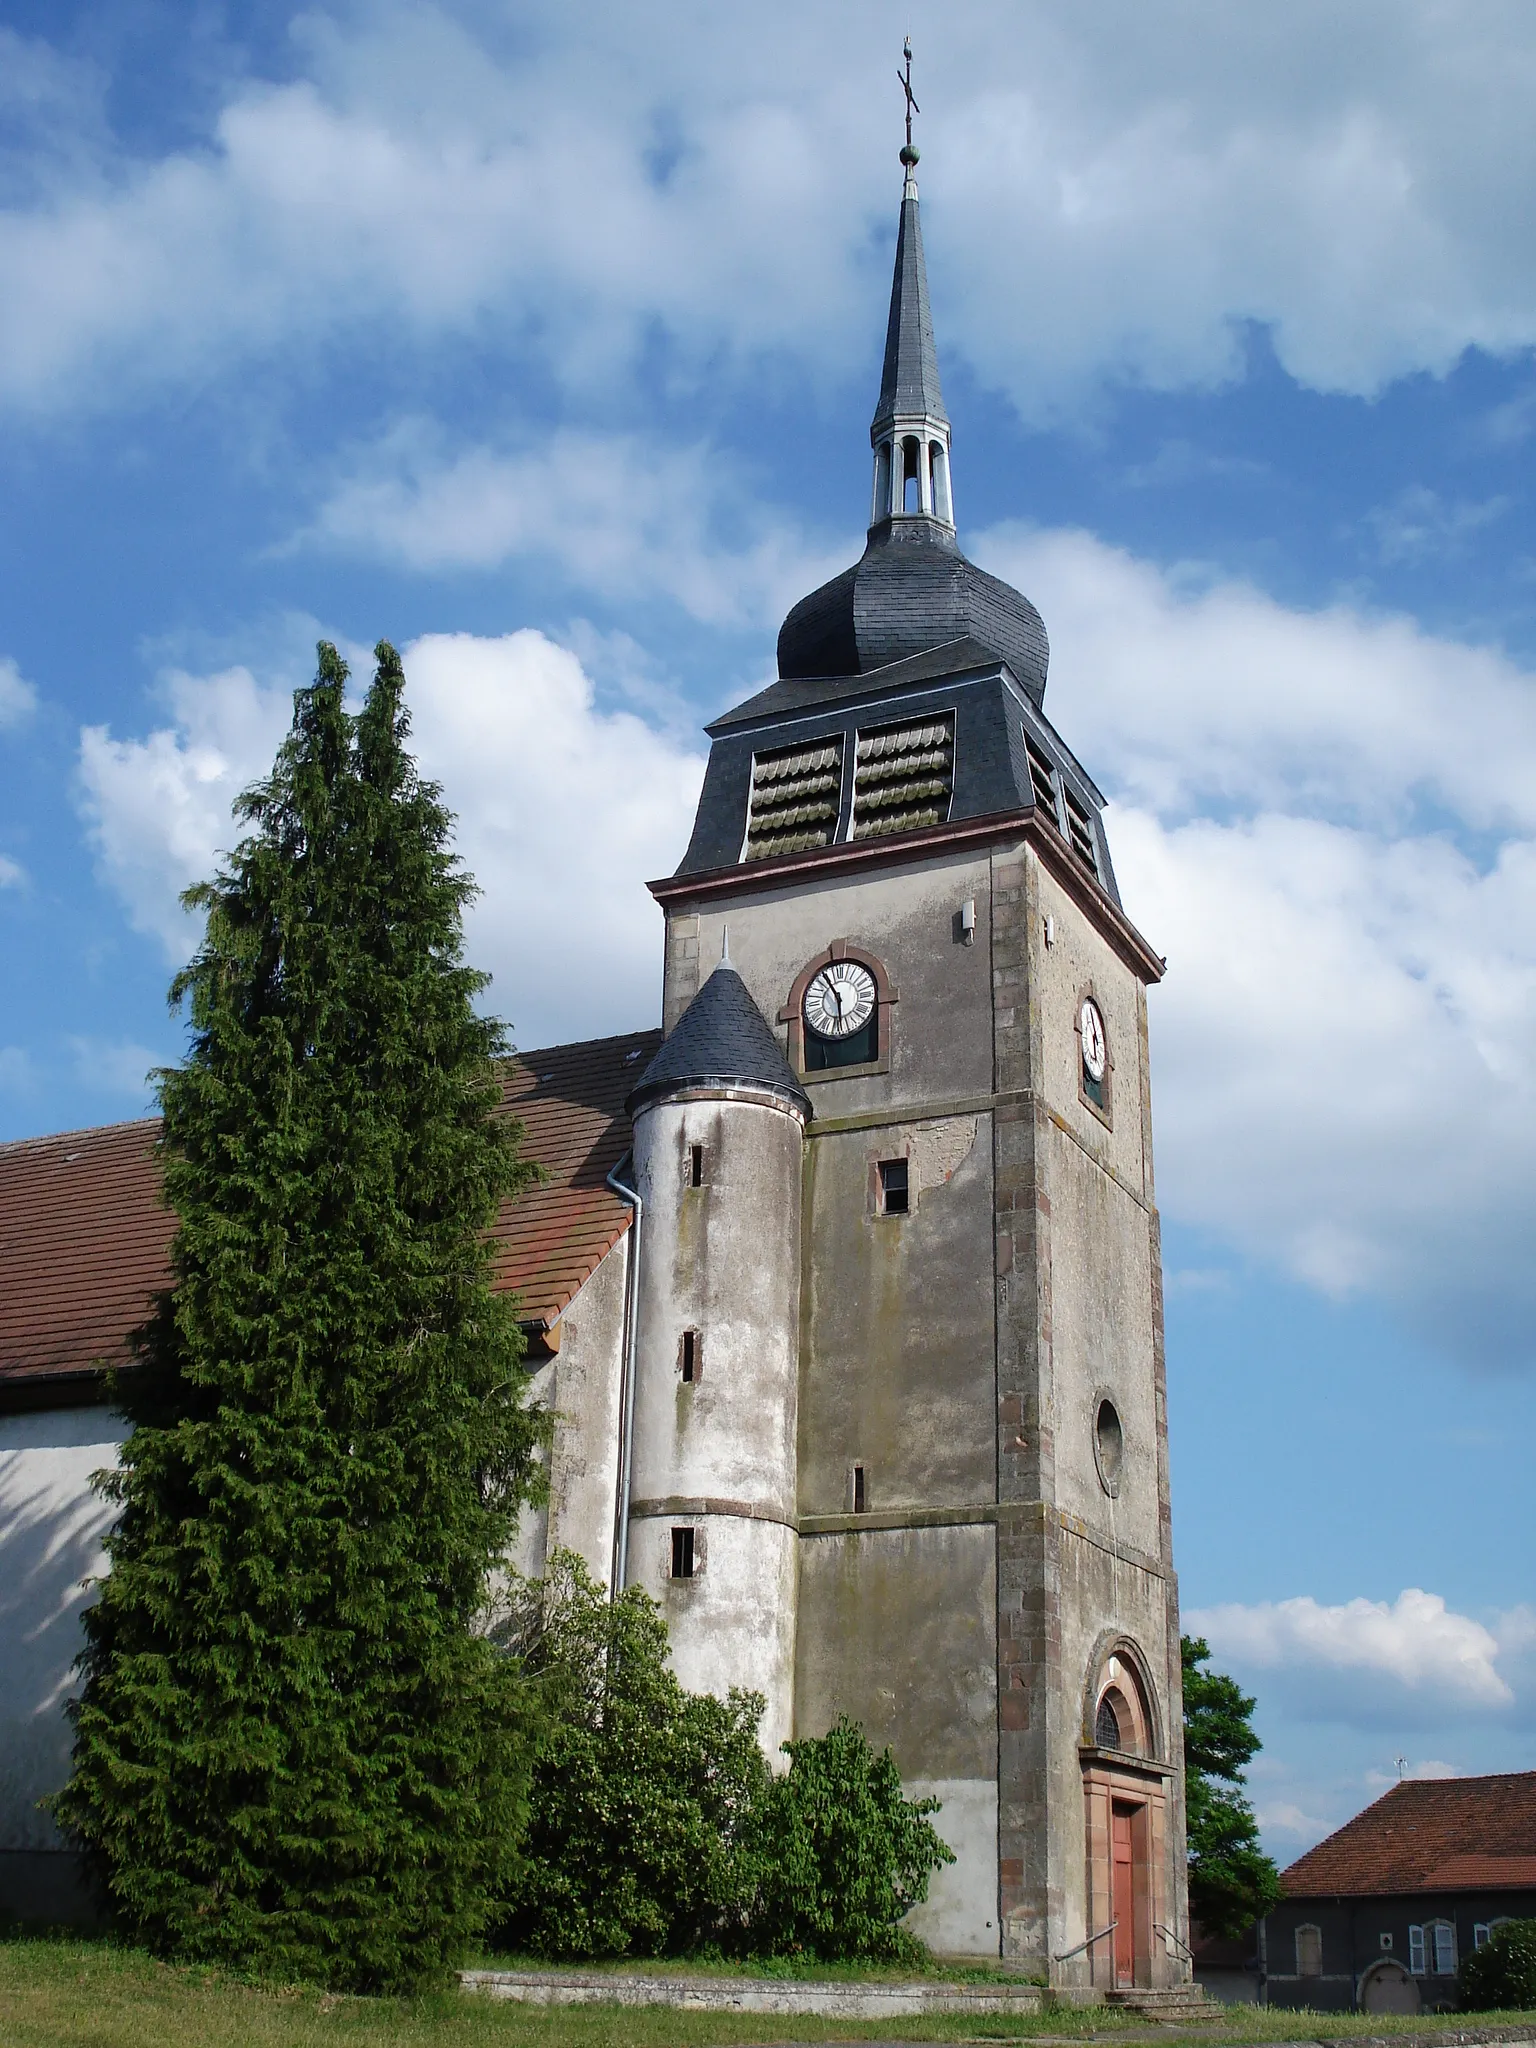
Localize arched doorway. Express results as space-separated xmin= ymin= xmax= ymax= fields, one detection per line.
xmin=1361 ymin=1959 xmax=1421 ymax=2014
xmin=1079 ymin=1638 xmax=1175 ymax=1992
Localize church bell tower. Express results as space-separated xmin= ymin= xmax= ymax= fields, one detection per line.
xmin=621 ymin=93 xmax=1190 ymax=1986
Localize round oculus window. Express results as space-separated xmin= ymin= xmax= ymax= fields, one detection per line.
xmin=1079 ymin=998 xmax=1107 ymax=1083
xmin=804 ymin=960 xmax=877 ymax=1040
xmin=1094 ymin=1396 xmax=1124 ymax=1496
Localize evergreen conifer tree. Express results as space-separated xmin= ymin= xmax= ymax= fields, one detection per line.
xmin=56 ymin=643 xmax=541 ymax=1991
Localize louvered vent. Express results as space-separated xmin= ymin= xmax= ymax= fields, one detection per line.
xmin=743 ymin=736 xmax=844 ymax=861
xmin=1062 ymin=784 xmax=1100 ymax=876
xmin=851 ymin=715 xmax=955 ymax=841
xmin=1024 ymin=733 xmax=1059 ymax=823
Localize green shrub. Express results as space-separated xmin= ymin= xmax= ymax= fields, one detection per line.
xmin=493 ymin=1553 xmax=769 ymax=1958
xmin=745 ymin=1716 xmax=955 ymax=1961
xmin=1459 ymin=1919 xmax=1536 ymax=2010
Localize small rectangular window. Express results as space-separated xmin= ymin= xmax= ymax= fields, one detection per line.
xmin=681 ymin=1329 xmax=699 ymax=1383
xmin=1432 ymin=1921 xmax=1457 ymax=1975
xmin=689 ymin=1142 xmax=706 ymax=1188
xmin=1409 ymin=1925 xmax=1426 ymax=1976
xmin=670 ymin=1527 xmax=695 ymax=1579
xmin=877 ymin=1158 xmax=909 ymax=1215
xmin=1474 ymin=1924 xmax=1491 ymax=1951
xmin=853 ymin=1464 xmax=866 ymax=1513
xmin=1295 ymin=1924 xmax=1322 ymax=1978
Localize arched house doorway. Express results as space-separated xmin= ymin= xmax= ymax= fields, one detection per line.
xmin=1080 ymin=1637 xmax=1176 ymax=1991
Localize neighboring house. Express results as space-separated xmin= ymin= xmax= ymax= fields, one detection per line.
xmin=1264 ymin=1773 xmax=1536 ymax=2012
xmin=1191 ymin=1925 xmax=1261 ymax=2006
xmin=0 ymin=141 xmax=1194 ymax=1985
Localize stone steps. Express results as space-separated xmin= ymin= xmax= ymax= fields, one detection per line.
xmin=1103 ymin=1984 xmax=1220 ymax=2024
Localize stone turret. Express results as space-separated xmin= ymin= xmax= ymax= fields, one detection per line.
xmin=622 ymin=954 xmax=809 ymax=1755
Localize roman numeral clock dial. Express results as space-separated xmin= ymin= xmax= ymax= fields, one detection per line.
xmin=803 ymin=961 xmax=876 ymax=1039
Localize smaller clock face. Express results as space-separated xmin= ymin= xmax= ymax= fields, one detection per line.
xmin=804 ymin=961 xmax=877 ymax=1040
xmin=1079 ymin=999 xmax=1107 ymax=1082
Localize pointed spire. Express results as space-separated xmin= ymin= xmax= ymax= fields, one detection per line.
xmin=868 ymin=41 xmax=953 ymax=529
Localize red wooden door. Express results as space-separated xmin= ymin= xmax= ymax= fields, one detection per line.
xmin=1111 ymin=1803 xmax=1137 ymax=1988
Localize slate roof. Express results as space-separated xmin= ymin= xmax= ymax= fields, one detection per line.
xmin=0 ymin=1029 xmax=660 ymax=1393
xmin=771 ymin=173 xmax=1050 ymax=704
xmin=872 ymin=180 xmax=946 ymax=434
xmin=1279 ymin=1774 xmax=1536 ymax=1898
xmin=627 ymin=963 xmax=811 ymax=1120
xmin=774 ymin=518 xmax=1050 ymax=703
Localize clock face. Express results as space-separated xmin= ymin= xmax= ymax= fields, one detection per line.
xmin=804 ymin=961 xmax=877 ymax=1040
xmin=1079 ymin=998 xmax=1107 ymax=1082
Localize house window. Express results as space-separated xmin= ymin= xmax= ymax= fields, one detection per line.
xmin=1474 ymin=1924 xmax=1490 ymax=1951
xmin=1431 ymin=1920 xmax=1457 ymax=1975
xmin=689 ymin=1142 xmax=706 ymax=1187
xmin=1095 ymin=1691 xmax=1123 ymax=1749
xmin=1409 ymin=1925 xmax=1425 ymax=1975
xmin=877 ymin=1159 xmax=909 ymax=1215
xmin=852 ymin=1463 xmax=866 ymax=1513
xmin=680 ymin=1329 xmax=700 ymax=1383
xmin=670 ymin=1527 xmax=696 ymax=1579
xmin=1295 ymin=1924 xmax=1323 ymax=1977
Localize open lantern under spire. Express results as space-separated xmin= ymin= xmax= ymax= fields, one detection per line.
xmin=869 ymin=140 xmax=953 ymax=529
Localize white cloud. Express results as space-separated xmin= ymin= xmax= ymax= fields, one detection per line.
xmin=301 ymin=423 xmax=846 ymax=629
xmin=0 ymin=856 xmax=24 ymax=889
xmin=0 ymin=1047 xmax=32 ymax=1093
xmin=77 ymin=630 xmax=705 ymax=1050
xmin=66 ymin=1037 xmax=161 ymax=1112
xmin=1188 ymin=1589 xmax=1512 ymax=1722
xmin=977 ymin=525 xmax=1536 ymax=1363
xmin=9 ymin=5 xmax=1536 ymax=415
xmin=1255 ymin=1800 xmax=1327 ymax=1838
xmin=78 ymin=664 xmax=294 ymax=960
xmin=0 ymin=657 xmax=36 ymax=726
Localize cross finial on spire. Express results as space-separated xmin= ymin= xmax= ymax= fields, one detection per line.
xmin=898 ymin=36 xmax=920 ymax=169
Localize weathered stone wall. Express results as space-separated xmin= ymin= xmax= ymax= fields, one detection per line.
xmin=992 ymin=838 xmax=1186 ymax=1985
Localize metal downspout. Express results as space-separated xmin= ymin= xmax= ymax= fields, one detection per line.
xmin=606 ymin=1152 xmax=642 ymax=1598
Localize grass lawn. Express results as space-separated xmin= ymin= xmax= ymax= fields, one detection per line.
xmin=4 ymin=1937 xmax=1536 ymax=2048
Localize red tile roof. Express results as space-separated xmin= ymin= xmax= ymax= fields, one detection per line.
xmin=0 ymin=1029 xmax=659 ymax=1390
xmin=488 ymin=1030 xmax=660 ymax=1328
xmin=1281 ymin=1773 xmax=1536 ymax=1898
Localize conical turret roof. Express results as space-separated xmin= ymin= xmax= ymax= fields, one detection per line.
xmin=626 ymin=963 xmax=810 ymax=1119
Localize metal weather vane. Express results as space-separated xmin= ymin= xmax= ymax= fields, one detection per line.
xmin=898 ymin=36 xmax=920 ymax=160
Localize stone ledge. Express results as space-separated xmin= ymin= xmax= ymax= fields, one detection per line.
xmin=459 ymin=1967 xmax=1046 ymax=2017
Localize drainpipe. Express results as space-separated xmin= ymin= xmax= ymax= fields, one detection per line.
xmin=606 ymin=1152 xmax=642 ymax=1598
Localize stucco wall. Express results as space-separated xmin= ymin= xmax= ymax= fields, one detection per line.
xmin=664 ymin=849 xmax=996 ymax=1117
xmin=0 ymin=1402 xmax=128 ymax=1921
xmin=509 ymin=1236 xmax=629 ymax=1591
xmin=799 ymin=1113 xmax=994 ymax=1515
xmin=626 ymin=1090 xmax=804 ymax=1753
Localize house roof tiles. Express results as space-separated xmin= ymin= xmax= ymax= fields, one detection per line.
xmin=0 ymin=1028 xmax=659 ymax=1391
xmin=1280 ymin=1773 xmax=1536 ymax=1898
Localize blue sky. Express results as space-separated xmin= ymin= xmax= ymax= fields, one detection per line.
xmin=3 ymin=0 xmax=1536 ymax=1857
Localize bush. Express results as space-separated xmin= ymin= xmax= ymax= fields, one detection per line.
xmin=1459 ymin=1919 xmax=1536 ymax=2011
xmin=492 ymin=1553 xmax=769 ymax=1958
xmin=745 ymin=1716 xmax=955 ymax=1961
